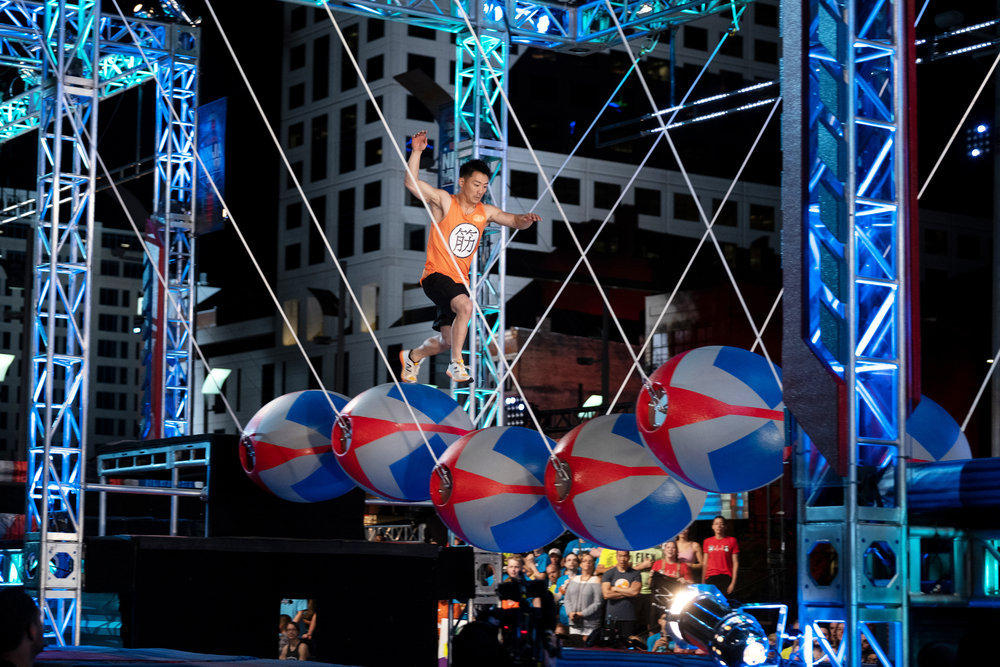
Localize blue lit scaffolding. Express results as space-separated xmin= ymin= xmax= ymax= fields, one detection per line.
xmin=783 ymin=0 xmax=915 ymax=664
xmin=0 ymin=0 xmax=196 ymax=644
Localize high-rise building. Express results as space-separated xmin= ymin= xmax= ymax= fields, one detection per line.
xmin=195 ymin=2 xmax=791 ymax=434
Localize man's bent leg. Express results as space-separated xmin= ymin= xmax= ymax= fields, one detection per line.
xmin=410 ymin=328 xmax=450 ymax=363
xmin=449 ymin=295 xmax=473 ymax=362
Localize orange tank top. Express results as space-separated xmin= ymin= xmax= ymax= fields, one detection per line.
xmin=420 ymin=196 xmax=488 ymax=284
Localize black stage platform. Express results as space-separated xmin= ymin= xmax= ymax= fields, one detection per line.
xmin=84 ymin=535 xmax=472 ymax=665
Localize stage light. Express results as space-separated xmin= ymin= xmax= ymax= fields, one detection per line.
xmin=667 ymin=585 xmax=769 ymax=667
xmin=637 ymin=3 xmax=654 ymax=15
xmin=970 ymin=148 xmax=982 ymax=157
xmin=977 ymin=124 xmax=988 ymax=134
xmin=536 ymin=15 xmax=550 ymax=33
xmin=132 ymin=3 xmax=157 ymax=19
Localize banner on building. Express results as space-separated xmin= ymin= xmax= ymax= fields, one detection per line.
xmin=196 ymin=97 xmax=227 ymax=235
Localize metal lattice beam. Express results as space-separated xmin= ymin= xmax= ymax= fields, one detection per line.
xmin=24 ymin=0 xmax=101 ymax=646
xmin=783 ymin=0 xmax=915 ymax=663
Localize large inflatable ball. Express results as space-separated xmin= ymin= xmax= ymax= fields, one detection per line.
xmin=907 ymin=395 xmax=972 ymax=462
xmin=333 ymin=383 xmax=473 ymax=502
xmin=240 ymin=390 xmax=355 ymax=502
xmin=636 ymin=346 xmax=785 ymax=493
xmin=543 ymin=414 xmax=706 ymax=550
xmin=431 ymin=426 xmax=564 ymax=553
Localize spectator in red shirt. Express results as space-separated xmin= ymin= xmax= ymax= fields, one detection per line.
xmin=702 ymin=516 xmax=739 ymax=596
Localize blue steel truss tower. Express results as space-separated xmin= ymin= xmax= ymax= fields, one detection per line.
xmin=783 ymin=0 xmax=916 ymax=664
xmin=449 ymin=5 xmax=509 ymax=428
xmin=140 ymin=24 xmax=198 ymax=440
xmin=26 ymin=0 xmax=101 ymax=645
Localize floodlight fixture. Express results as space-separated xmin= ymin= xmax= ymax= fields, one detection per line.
xmin=977 ymin=124 xmax=988 ymax=134
xmin=667 ymin=585 xmax=770 ymax=667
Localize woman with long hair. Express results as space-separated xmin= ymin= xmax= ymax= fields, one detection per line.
xmin=563 ymin=553 xmax=603 ymax=641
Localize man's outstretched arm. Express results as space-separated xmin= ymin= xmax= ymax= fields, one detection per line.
xmin=485 ymin=204 xmax=540 ymax=230
xmin=405 ymin=130 xmax=447 ymax=211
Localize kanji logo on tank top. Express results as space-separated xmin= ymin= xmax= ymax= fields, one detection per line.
xmin=449 ymin=221 xmax=481 ymax=258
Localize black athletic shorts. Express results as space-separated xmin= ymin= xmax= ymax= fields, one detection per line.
xmin=421 ymin=272 xmax=468 ymax=332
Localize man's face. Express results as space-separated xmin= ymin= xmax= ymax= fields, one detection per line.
xmin=616 ymin=550 xmax=631 ymax=568
xmin=506 ymin=559 xmax=522 ymax=578
xmin=459 ymin=171 xmax=490 ymax=203
xmin=546 ymin=564 xmax=559 ymax=582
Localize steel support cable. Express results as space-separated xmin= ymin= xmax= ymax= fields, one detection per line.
xmin=474 ymin=131 xmax=668 ymax=424
xmin=918 ymin=46 xmax=1000 ymax=199
xmin=310 ymin=3 xmax=558 ymax=455
xmin=171 ymin=0 xmax=457 ymax=464
xmin=462 ymin=8 xmax=748 ymax=423
xmin=472 ymin=57 xmax=642 ymax=281
xmin=451 ymin=5 xmax=655 ymax=395
xmin=458 ymin=5 xmax=742 ymax=422
xmin=83 ymin=131 xmax=244 ymax=432
xmin=606 ymin=97 xmax=782 ymax=413
xmin=478 ymin=17 xmax=744 ymax=291
xmin=107 ymin=3 xmax=442 ymax=466
xmin=603 ymin=1 xmax=782 ymax=391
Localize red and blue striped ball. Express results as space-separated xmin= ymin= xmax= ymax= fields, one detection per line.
xmin=332 ymin=383 xmax=473 ymax=502
xmin=431 ymin=426 xmax=565 ymax=553
xmin=544 ymin=414 xmax=706 ymax=550
xmin=239 ymin=390 xmax=355 ymax=503
xmin=636 ymin=346 xmax=785 ymax=493
xmin=907 ymin=395 xmax=971 ymax=462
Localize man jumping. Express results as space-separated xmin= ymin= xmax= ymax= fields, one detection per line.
xmin=401 ymin=130 xmax=539 ymax=384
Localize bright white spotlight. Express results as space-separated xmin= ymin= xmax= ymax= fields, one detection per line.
xmin=667 ymin=585 xmax=770 ymax=667
xmin=536 ymin=15 xmax=550 ymax=33
xmin=971 ymin=148 xmax=982 ymax=157
xmin=976 ymin=124 xmax=988 ymax=133
xmin=493 ymin=5 xmax=503 ymax=21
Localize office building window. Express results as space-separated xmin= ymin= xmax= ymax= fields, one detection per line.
xmin=286 ymin=201 xmax=303 ymax=229
xmin=404 ymin=223 xmax=425 ymax=251
xmin=367 ymin=55 xmax=384 ymax=82
xmin=755 ymin=3 xmax=778 ymax=27
xmin=408 ymin=25 xmax=436 ymax=40
xmin=289 ymin=44 xmax=305 ymax=70
xmin=99 ymin=288 xmax=118 ymax=306
xmin=365 ymin=137 xmax=382 ymax=166
xmin=285 ymin=243 xmax=301 ymax=270
xmin=366 ymin=17 xmax=385 ymax=41
xmin=339 ymin=105 xmax=357 ymax=174
xmin=674 ymin=193 xmax=701 ymax=221
xmin=406 ymin=95 xmax=434 ymax=122
xmin=288 ymin=83 xmax=305 ymax=109
xmin=713 ymin=199 xmax=738 ymax=227
xmin=366 ymin=96 xmax=383 ymax=124
xmin=288 ymin=121 xmax=304 ymax=148
xmin=407 ymin=53 xmax=435 ymax=79
xmin=754 ymin=39 xmax=779 ymax=64
xmin=553 ymin=177 xmax=580 ymax=205
xmin=289 ymin=6 xmax=306 ymax=31
xmin=313 ymin=35 xmax=330 ymax=100
xmin=310 ymin=114 xmax=328 ymax=181
xmin=340 ymin=24 xmax=359 ymax=91
xmin=363 ymin=181 xmax=381 ymax=209
xmin=719 ymin=34 xmax=744 ymax=58
xmin=100 ymin=260 xmax=119 ymax=276
xmin=636 ymin=187 xmax=661 ymax=216
xmin=287 ymin=161 xmax=303 ymax=189
xmin=749 ymin=203 xmax=775 ymax=231
xmin=684 ymin=26 xmax=707 ymax=50
xmin=593 ymin=181 xmax=621 ymax=209
xmin=338 ymin=188 xmax=355 ymax=257
xmin=309 ymin=196 xmax=327 ymax=265
xmin=510 ymin=170 xmax=537 ymax=199
xmin=362 ymin=225 xmax=381 ymax=253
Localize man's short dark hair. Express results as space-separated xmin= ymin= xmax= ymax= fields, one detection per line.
xmin=459 ymin=159 xmax=491 ymax=180
xmin=0 ymin=588 xmax=38 ymax=653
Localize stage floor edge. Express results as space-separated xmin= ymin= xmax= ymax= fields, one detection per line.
xmin=555 ymin=647 xmax=713 ymax=664
xmin=36 ymin=645 xmax=350 ymax=665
